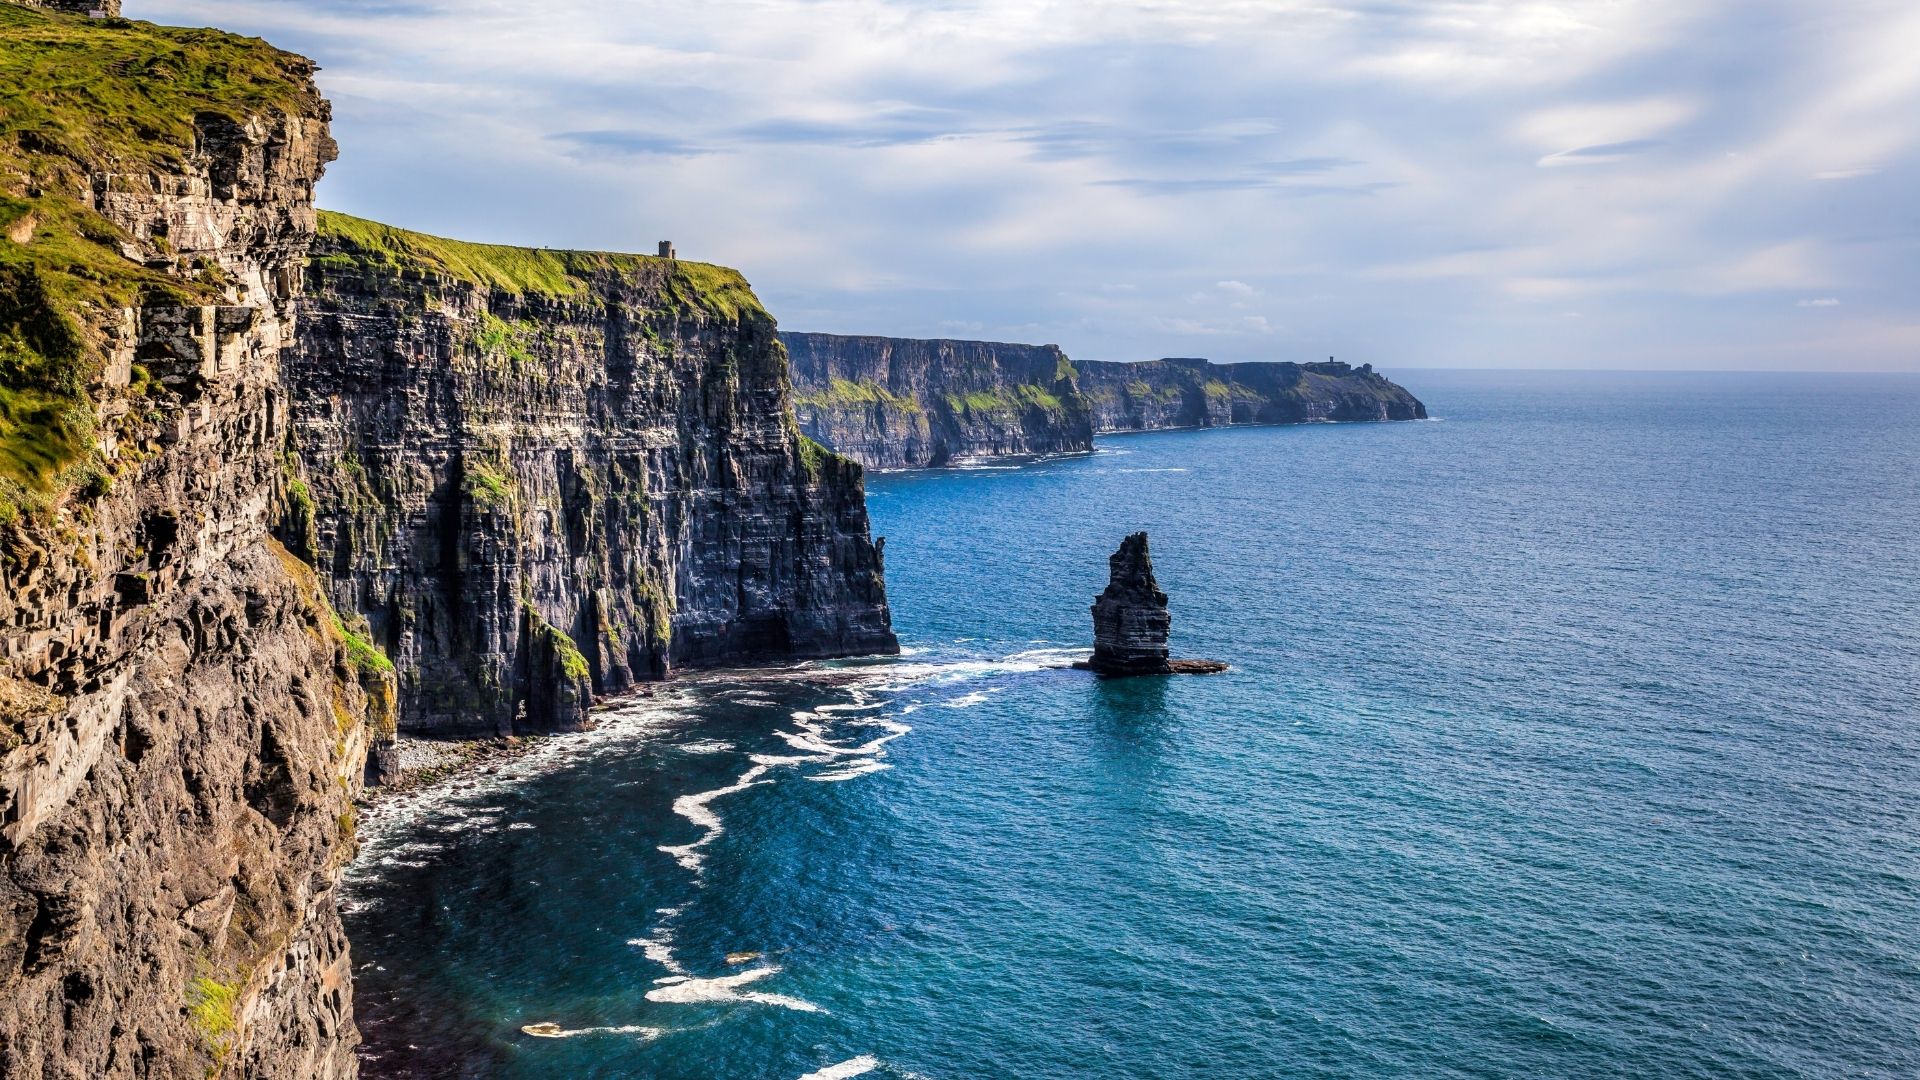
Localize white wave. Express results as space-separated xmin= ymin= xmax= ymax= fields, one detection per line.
xmin=808 ymin=761 xmax=892 ymax=783
xmin=643 ymin=965 xmax=821 ymax=1013
xmin=815 ymin=699 xmax=889 ymax=714
xmin=679 ymin=740 xmax=735 ymax=755
xmin=751 ymin=752 xmax=832 ymax=767
xmin=941 ymin=690 xmax=998 ymax=709
xmin=798 ymin=1057 xmax=881 ymax=1080
xmin=507 ymin=822 xmax=536 ymax=831
xmin=658 ymin=765 xmax=769 ymax=872
xmin=627 ymin=934 xmax=687 ymax=975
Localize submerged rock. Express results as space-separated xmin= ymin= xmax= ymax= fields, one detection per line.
xmin=1075 ymin=533 xmax=1228 ymax=677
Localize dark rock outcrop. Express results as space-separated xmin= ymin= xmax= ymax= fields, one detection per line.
xmin=1080 ymin=356 xmax=1427 ymax=430
xmin=780 ymin=332 xmax=1093 ymax=469
xmin=285 ymin=217 xmax=898 ymax=740
xmin=14 ymin=0 xmax=117 ymax=14
xmin=1 ymin=9 xmax=375 ymax=1076
xmin=783 ymin=333 xmax=1425 ymax=469
xmin=1075 ymin=533 xmax=1227 ymax=677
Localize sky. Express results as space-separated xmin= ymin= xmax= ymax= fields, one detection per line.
xmin=135 ymin=0 xmax=1920 ymax=371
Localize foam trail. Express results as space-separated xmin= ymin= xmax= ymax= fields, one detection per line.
xmin=626 ymin=935 xmax=686 ymax=975
xmin=809 ymin=761 xmax=892 ymax=783
xmin=798 ymin=1058 xmax=881 ymax=1080
xmin=531 ymin=1024 xmax=662 ymax=1039
xmin=643 ymin=965 xmax=822 ymax=1013
xmin=658 ymin=765 xmax=769 ymax=872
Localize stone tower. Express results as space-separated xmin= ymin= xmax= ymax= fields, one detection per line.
xmin=658 ymin=240 xmax=676 ymax=259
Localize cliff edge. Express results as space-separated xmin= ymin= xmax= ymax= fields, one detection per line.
xmin=287 ymin=217 xmax=898 ymax=741
xmin=783 ymin=332 xmax=1425 ymax=469
xmin=781 ymin=331 xmax=1092 ymax=469
xmin=0 ymin=7 xmax=377 ymax=1077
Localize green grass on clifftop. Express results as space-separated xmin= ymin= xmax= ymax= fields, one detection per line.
xmin=0 ymin=5 xmax=322 ymax=506
xmin=314 ymin=211 xmax=766 ymax=321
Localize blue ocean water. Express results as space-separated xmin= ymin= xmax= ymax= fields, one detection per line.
xmin=344 ymin=370 xmax=1920 ymax=1079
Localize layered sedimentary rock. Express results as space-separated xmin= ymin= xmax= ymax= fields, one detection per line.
xmin=13 ymin=0 xmax=117 ymax=14
xmin=781 ymin=332 xmax=1092 ymax=469
xmin=0 ymin=7 xmax=381 ymax=1076
xmin=1076 ymin=533 xmax=1226 ymax=677
xmin=286 ymin=216 xmax=898 ymax=739
xmin=784 ymin=333 xmax=1425 ymax=469
xmin=1080 ymin=356 xmax=1426 ymax=430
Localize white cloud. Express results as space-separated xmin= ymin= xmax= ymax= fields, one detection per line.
xmin=128 ymin=0 xmax=1920 ymax=370
xmin=1798 ymin=297 xmax=1841 ymax=307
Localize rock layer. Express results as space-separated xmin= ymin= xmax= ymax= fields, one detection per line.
xmin=781 ymin=332 xmax=1092 ymax=469
xmin=286 ymin=216 xmax=898 ymax=740
xmin=783 ymin=333 xmax=1426 ymax=469
xmin=1076 ymin=533 xmax=1227 ymax=677
xmin=1 ymin=9 xmax=377 ymax=1077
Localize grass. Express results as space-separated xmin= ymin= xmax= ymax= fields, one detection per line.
xmin=186 ymin=973 xmax=239 ymax=1062
xmin=526 ymin=604 xmax=591 ymax=680
xmin=797 ymin=434 xmax=831 ymax=479
xmin=462 ymin=460 xmax=514 ymax=511
xmin=794 ymin=377 xmax=922 ymax=412
xmin=331 ymin=613 xmax=394 ymax=676
xmin=0 ymin=6 xmax=324 ymax=510
xmin=942 ymin=384 xmax=1066 ymax=414
xmin=314 ymin=211 xmax=768 ymax=322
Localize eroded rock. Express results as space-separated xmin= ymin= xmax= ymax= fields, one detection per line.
xmin=1075 ymin=533 xmax=1227 ymax=677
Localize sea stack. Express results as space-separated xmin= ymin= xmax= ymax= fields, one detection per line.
xmin=1076 ymin=533 xmax=1228 ymax=676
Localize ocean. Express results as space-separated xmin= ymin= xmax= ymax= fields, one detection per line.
xmin=342 ymin=369 xmax=1920 ymax=1079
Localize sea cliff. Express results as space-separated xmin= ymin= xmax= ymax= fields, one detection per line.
xmin=1 ymin=7 xmax=374 ymax=1076
xmin=287 ymin=216 xmax=897 ymax=742
xmin=782 ymin=331 xmax=1090 ymax=469
xmin=783 ymin=332 xmax=1426 ymax=469
xmin=1081 ymin=356 xmax=1427 ymax=430
xmin=0 ymin=4 xmax=895 ymax=1074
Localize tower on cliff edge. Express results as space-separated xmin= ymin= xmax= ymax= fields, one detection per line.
xmin=658 ymin=241 xmax=676 ymax=259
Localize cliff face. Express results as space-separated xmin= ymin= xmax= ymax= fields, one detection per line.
xmin=784 ymin=334 xmax=1426 ymax=468
xmin=1 ymin=7 xmax=378 ymax=1078
xmin=1080 ymin=357 xmax=1427 ymax=430
xmin=781 ymin=332 xmax=1092 ymax=469
xmin=286 ymin=217 xmax=897 ymax=740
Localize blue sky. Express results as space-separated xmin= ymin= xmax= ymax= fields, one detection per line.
xmin=138 ymin=0 xmax=1920 ymax=370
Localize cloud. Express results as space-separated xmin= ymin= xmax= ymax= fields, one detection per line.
xmin=550 ymin=131 xmax=712 ymax=158
xmin=1217 ymin=281 xmax=1256 ymax=296
xmin=1798 ymin=297 xmax=1841 ymax=307
xmin=128 ymin=0 xmax=1920 ymax=370
xmin=1537 ymin=138 xmax=1667 ymax=167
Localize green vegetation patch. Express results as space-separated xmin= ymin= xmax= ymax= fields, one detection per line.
xmin=331 ymin=613 xmax=394 ymax=676
xmin=526 ymin=604 xmax=591 ymax=680
xmin=795 ymin=377 xmax=922 ymax=412
xmin=186 ymin=973 xmax=239 ymax=1061
xmin=315 ymin=212 xmax=769 ymax=323
xmin=462 ymin=460 xmax=514 ymax=511
xmin=0 ymin=6 xmax=321 ymax=508
xmin=943 ymin=383 xmax=1065 ymax=415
